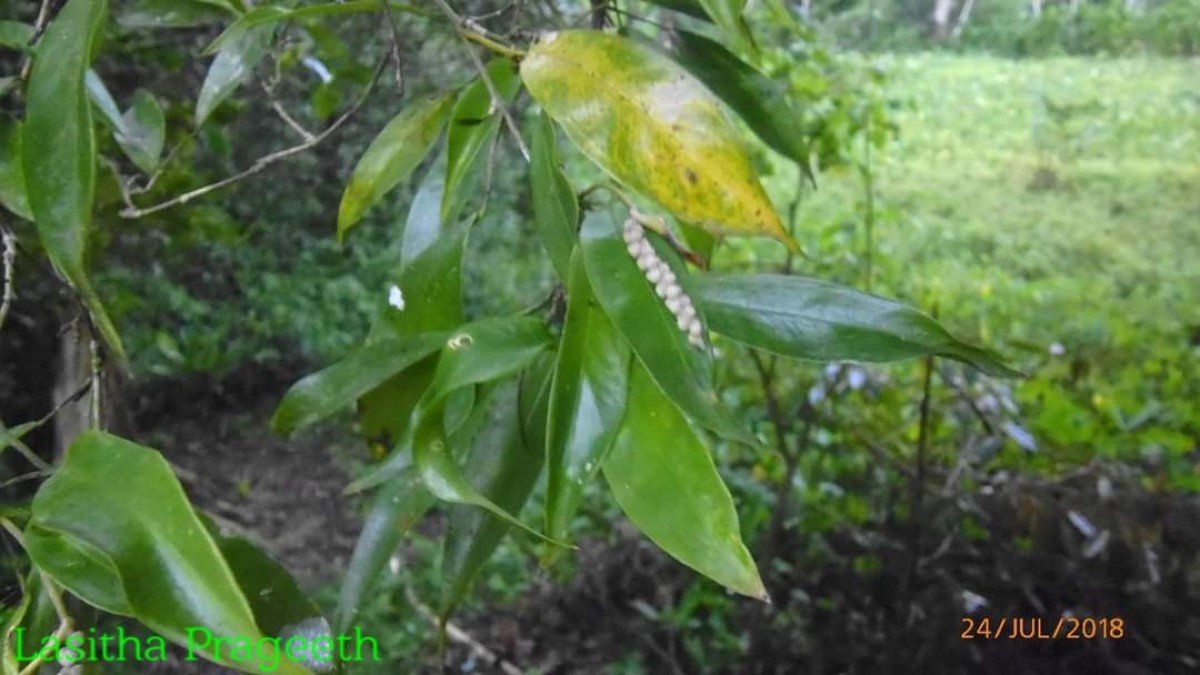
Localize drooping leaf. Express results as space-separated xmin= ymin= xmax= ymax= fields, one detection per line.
xmin=194 ymin=23 xmax=271 ymax=128
xmin=580 ymin=210 xmax=754 ymax=445
xmin=198 ymin=515 xmax=337 ymax=673
xmin=203 ymin=1 xmax=428 ymax=55
xmin=529 ymin=113 xmax=579 ymax=282
xmin=521 ymin=30 xmax=796 ymax=252
xmin=400 ymin=162 xmax=446 ymax=267
xmin=334 ymin=470 xmax=433 ymax=634
xmin=271 ymin=332 xmax=449 ymax=436
xmin=0 ymin=118 xmax=32 ymax=220
xmin=119 ymin=0 xmax=236 ymax=29
xmin=23 ymin=0 xmax=124 ymax=358
xmin=116 ymin=90 xmax=167 ymax=174
xmin=1 ymin=570 xmax=57 ymax=673
xmin=85 ymin=69 xmax=125 ymax=131
xmin=349 ymin=316 xmax=551 ymax=494
xmin=337 ymin=93 xmax=454 ymax=240
xmin=638 ymin=0 xmax=709 ymax=20
xmin=0 ymin=21 xmax=33 ymax=50
xmin=358 ymin=219 xmax=468 ymax=457
xmin=545 ymin=250 xmax=631 ymax=542
xmin=439 ymin=369 xmax=549 ymax=617
xmin=441 ymin=58 xmax=521 ymax=225
xmin=25 ymin=431 xmax=311 ymax=674
xmin=697 ymin=0 xmax=757 ymax=56
xmin=671 ymin=29 xmax=809 ymax=170
xmin=603 ymin=362 xmax=765 ymax=599
xmin=688 ymin=274 xmax=1019 ymax=376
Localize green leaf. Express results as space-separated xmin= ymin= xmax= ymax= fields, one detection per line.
xmin=529 ymin=113 xmax=579 ymax=282
xmin=338 ymin=93 xmax=454 ymax=240
xmin=521 ymin=30 xmax=793 ymax=252
xmin=119 ymin=0 xmax=236 ymax=28
xmin=198 ymin=514 xmax=337 ymax=672
xmin=358 ymin=219 xmax=468 ymax=456
xmin=203 ymin=1 xmax=425 ymax=56
xmin=195 ymin=23 xmax=271 ymax=128
xmin=671 ymin=29 xmax=809 ymax=169
xmin=0 ymin=421 xmax=38 ymax=455
xmin=688 ymin=274 xmax=1019 ymax=376
xmin=0 ymin=21 xmax=31 ymax=51
xmin=603 ymin=362 xmax=765 ymax=599
xmin=0 ymin=118 xmax=32 ymax=220
xmin=115 ymin=90 xmax=166 ymax=174
xmin=400 ymin=162 xmax=445 ymax=267
xmin=372 ymin=211 xmax=468 ymax=344
xmin=272 ymin=332 xmax=449 ymax=436
xmin=439 ymin=370 xmax=549 ymax=617
xmin=349 ymin=316 xmax=551 ymax=494
xmin=85 ymin=69 xmax=125 ymax=131
xmin=580 ymin=210 xmax=754 ymax=445
xmin=25 ymin=431 xmax=312 ymax=674
xmin=545 ymin=250 xmax=631 ymax=542
xmin=334 ymin=470 xmax=434 ymax=634
xmin=697 ymin=0 xmax=757 ymax=56
xmin=424 ymin=317 xmax=554 ymax=402
xmin=441 ymin=58 xmax=521 ymax=225
xmin=23 ymin=0 xmax=124 ymax=359
xmin=2 ymin=571 xmax=57 ymax=673
xmin=638 ymin=0 xmax=709 ymax=20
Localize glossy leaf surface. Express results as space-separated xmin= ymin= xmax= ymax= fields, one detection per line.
xmin=521 ymin=30 xmax=797 ymax=252
xmin=25 ymin=431 xmax=309 ymax=674
xmin=195 ymin=23 xmax=270 ymax=127
xmin=441 ymin=59 xmax=521 ymax=225
xmin=689 ymin=274 xmax=1018 ymax=376
xmin=580 ymin=211 xmax=754 ymax=445
xmin=672 ymin=29 xmax=809 ymax=168
xmin=529 ymin=113 xmax=578 ymax=282
xmin=439 ymin=372 xmax=547 ymax=617
xmin=697 ymin=0 xmax=757 ymax=56
xmin=271 ymin=332 xmax=449 ymax=436
xmin=338 ymin=93 xmax=454 ymax=240
xmin=116 ymin=90 xmax=167 ymax=174
xmin=0 ymin=119 xmax=31 ymax=220
xmin=334 ymin=470 xmax=433 ymax=634
xmin=603 ymin=363 xmax=765 ymax=599
xmin=545 ymin=251 xmax=630 ymax=541
xmin=23 ymin=0 xmax=123 ymax=358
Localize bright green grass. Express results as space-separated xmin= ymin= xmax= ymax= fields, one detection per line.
xmin=755 ymin=54 xmax=1199 ymax=473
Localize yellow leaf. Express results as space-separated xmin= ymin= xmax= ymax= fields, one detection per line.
xmin=520 ymin=30 xmax=798 ymax=253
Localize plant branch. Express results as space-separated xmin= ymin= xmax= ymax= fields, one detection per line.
xmin=119 ymin=57 xmax=390 ymax=219
xmin=405 ymin=586 xmax=523 ymax=675
xmin=380 ymin=0 xmax=407 ymax=92
xmin=430 ymin=0 xmax=531 ymax=162
xmin=0 ymin=224 xmax=15 ymax=334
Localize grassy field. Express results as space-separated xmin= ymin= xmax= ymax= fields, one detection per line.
xmin=758 ymin=54 xmax=1199 ymax=477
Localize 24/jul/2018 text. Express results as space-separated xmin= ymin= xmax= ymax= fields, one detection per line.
xmin=961 ymin=616 xmax=1125 ymax=640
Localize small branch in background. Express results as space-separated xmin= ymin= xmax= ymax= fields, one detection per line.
xmin=900 ymin=352 xmax=937 ymax=628
xmin=120 ymin=57 xmax=390 ymax=219
xmin=260 ymin=78 xmax=317 ymax=142
xmin=0 ymin=224 xmax=15 ymax=334
xmin=404 ymin=587 xmax=523 ymax=675
xmin=19 ymin=0 xmax=58 ymax=80
xmin=379 ymin=0 xmax=407 ymax=93
xmin=429 ymin=0 xmax=532 ymax=162
xmin=88 ymin=336 xmax=102 ymax=429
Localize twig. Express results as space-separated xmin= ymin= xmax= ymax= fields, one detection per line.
xmin=404 ymin=586 xmax=523 ymax=675
xmin=19 ymin=0 xmax=55 ymax=80
xmin=260 ymin=78 xmax=316 ymax=142
xmin=0 ymin=224 xmax=15 ymax=334
xmin=380 ymin=0 xmax=406 ymax=93
xmin=429 ymin=0 xmax=531 ymax=162
xmin=120 ymin=57 xmax=390 ymax=219
xmin=1 ymin=380 xmax=92 ymax=473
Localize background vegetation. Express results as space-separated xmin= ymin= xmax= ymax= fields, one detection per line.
xmin=2 ymin=0 xmax=1197 ymax=672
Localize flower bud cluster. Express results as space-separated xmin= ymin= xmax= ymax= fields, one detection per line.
xmin=622 ymin=218 xmax=705 ymax=348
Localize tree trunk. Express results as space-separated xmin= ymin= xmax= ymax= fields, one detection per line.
xmin=951 ymin=0 xmax=978 ymax=38
xmin=931 ymin=0 xmax=957 ymax=40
